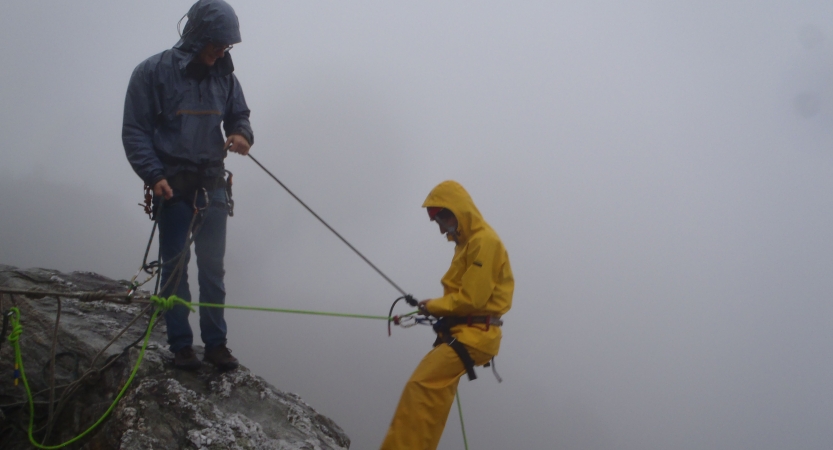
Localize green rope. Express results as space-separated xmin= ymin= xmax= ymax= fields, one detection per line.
xmin=150 ymin=294 xmax=415 ymax=321
xmin=456 ymin=391 xmax=470 ymax=450
xmin=8 ymin=306 xmax=162 ymax=449
xmin=150 ymin=294 xmax=195 ymax=312
xmin=7 ymin=297 xmax=419 ymax=449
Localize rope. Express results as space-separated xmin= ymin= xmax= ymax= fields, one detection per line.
xmin=150 ymin=294 xmax=194 ymax=312
xmin=39 ymin=304 xmax=155 ymax=441
xmin=4 ymin=296 xmax=421 ymax=448
xmin=456 ymin=392 xmax=470 ymax=450
xmin=150 ymin=294 xmax=414 ymax=321
xmin=0 ymin=287 xmax=147 ymax=301
xmin=43 ymin=297 xmax=61 ymax=444
xmin=78 ymin=291 xmax=109 ymax=302
xmin=248 ymin=153 xmax=409 ymax=297
xmin=7 ymin=310 xmax=22 ymax=344
xmin=7 ymin=305 xmax=162 ymax=449
xmin=0 ymin=287 xmax=416 ymax=322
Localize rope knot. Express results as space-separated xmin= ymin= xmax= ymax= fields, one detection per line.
xmin=150 ymin=295 xmax=195 ymax=312
xmin=7 ymin=308 xmax=22 ymax=344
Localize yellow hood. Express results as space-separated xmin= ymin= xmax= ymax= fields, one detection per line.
xmin=422 ymin=180 xmax=488 ymax=244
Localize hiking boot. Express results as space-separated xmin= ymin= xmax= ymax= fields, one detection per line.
xmin=173 ymin=346 xmax=202 ymax=371
xmin=204 ymin=345 xmax=239 ymax=371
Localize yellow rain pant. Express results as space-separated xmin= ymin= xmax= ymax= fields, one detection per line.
xmin=380 ymin=343 xmax=493 ymax=450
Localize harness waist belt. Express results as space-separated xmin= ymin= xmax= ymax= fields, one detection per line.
xmin=439 ymin=315 xmax=503 ymax=329
xmin=168 ymin=171 xmax=226 ymax=192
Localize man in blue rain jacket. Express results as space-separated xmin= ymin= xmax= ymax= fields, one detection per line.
xmin=122 ymin=0 xmax=253 ymax=371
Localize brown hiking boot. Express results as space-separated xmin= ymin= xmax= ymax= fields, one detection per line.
xmin=203 ymin=345 xmax=239 ymax=371
xmin=173 ymin=346 xmax=202 ymax=371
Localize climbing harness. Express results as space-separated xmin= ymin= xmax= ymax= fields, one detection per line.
xmin=387 ymin=298 xmax=505 ymax=383
xmin=432 ymin=319 xmax=479 ymax=381
xmin=434 ymin=315 xmax=504 ymax=329
xmin=432 ymin=316 xmax=504 ymax=383
xmin=387 ymin=294 xmax=504 ymax=381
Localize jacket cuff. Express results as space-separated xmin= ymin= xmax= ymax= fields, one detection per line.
xmin=231 ymin=129 xmax=253 ymax=146
xmin=146 ymin=174 xmax=166 ymax=188
xmin=426 ymin=297 xmax=451 ymax=316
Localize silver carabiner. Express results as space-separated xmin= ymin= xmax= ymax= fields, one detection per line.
xmin=193 ymin=187 xmax=209 ymax=212
xmin=224 ymin=170 xmax=234 ymax=217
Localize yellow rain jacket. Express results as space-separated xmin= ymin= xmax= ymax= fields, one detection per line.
xmin=380 ymin=181 xmax=514 ymax=450
xmin=422 ymin=180 xmax=514 ymax=356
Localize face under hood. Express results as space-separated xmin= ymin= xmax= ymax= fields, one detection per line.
xmin=422 ymin=180 xmax=488 ymax=243
xmin=174 ymin=0 xmax=241 ymax=54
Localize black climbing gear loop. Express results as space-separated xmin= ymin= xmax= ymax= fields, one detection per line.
xmin=225 ymin=169 xmax=234 ymax=217
xmin=432 ymin=318 xmax=479 ymax=381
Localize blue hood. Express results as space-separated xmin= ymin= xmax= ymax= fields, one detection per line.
xmin=122 ymin=0 xmax=253 ymax=186
xmin=174 ymin=0 xmax=241 ymax=54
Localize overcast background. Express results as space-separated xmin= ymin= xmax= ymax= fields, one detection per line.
xmin=2 ymin=1 xmax=833 ymax=449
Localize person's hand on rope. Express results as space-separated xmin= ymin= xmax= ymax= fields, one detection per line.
xmin=225 ymin=133 xmax=251 ymax=156
xmin=418 ymin=299 xmax=431 ymax=316
xmin=153 ymin=179 xmax=174 ymax=200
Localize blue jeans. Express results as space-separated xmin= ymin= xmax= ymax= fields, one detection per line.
xmin=156 ymin=187 xmax=229 ymax=353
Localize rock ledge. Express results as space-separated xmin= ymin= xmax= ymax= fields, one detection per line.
xmin=0 ymin=265 xmax=350 ymax=450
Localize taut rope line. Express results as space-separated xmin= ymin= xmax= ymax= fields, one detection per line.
xmin=248 ymin=153 xmax=408 ymax=297
xmin=0 ymin=287 xmax=416 ymax=322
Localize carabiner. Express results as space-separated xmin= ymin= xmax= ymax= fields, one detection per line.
xmin=193 ymin=187 xmax=209 ymax=212
xmin=225 ymin=170 xmax=235 ymax=217
xmin=139 ymin=184 xmax=154 ymax=220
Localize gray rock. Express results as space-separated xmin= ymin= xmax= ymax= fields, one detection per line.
xmin=0 ymin=265 xmax=350 ymax=450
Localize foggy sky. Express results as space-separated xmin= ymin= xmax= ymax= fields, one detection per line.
xmin=2 ymin=1 xmax=832 ymax=449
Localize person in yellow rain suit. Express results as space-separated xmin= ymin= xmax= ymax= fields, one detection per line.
xmin=381 ymin=180 xmax=514 ymax=450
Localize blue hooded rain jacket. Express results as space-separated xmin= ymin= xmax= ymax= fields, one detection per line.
xmin=123 ymin=0 xmax=253 ymax=186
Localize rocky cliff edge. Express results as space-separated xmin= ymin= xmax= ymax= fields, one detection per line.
xmin=0 ymin=265 xmax=350 ymax=450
